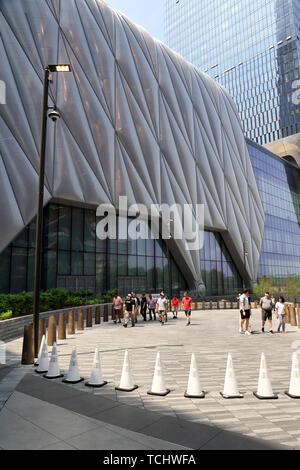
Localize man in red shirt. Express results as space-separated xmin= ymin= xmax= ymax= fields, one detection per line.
xmin=172 ymin=297 xmax=179 ymax=319
xmin=182 ymin=292 xmax=192 ymax=326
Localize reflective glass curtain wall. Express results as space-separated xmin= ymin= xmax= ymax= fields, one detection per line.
xmin=165 ymin=0 xmax=300 ymax=145
xmin=0 ymin=204 xmax=243 ymax=297
xmin=247 ymin=140 xmax=300 ymax=282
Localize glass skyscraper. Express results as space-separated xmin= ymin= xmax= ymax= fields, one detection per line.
xmin=165 ymin=0 xmax=300 ymax=145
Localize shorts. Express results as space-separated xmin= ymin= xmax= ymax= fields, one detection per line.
xmin=114 ymin=309 xmax=121 ymax=315
xmin=262 ymin=309 xmax=272 ymax=321
xmin=240 ymin=309 xmax=250 ymax=320
xmin=172 ymin=307 xmax=178 ymax=313
xmin=185 ymin=309 xmax=192 ymax=316
xmin=159 ymin=310 xmax=166 ymax=315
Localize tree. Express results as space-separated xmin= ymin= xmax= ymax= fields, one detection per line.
xmin=252 ymin=276 xmax=277 ymax=300
xmin=284 ymin=275 xmax=300 ymax=302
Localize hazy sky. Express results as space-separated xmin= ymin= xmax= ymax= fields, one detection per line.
xmin=105 ymin=0 xmax=165 ymax=41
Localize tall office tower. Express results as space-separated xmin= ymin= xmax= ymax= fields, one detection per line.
xmin=165 ymin=0 xmax=300 ymax=151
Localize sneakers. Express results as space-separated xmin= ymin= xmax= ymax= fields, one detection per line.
xmin=186 ymin=322 xmax=191 ymax=327
xmin=161 ymin=322 xmax=164 ymax=326
xmin=123 ymin=324 xmax=128 ymax=328
xmin=245 ymin=331 xmax=251 ymax=335
xmin=239 ymin=328 xmax=244 ymax=334
xmin=270 ymin=330 xmax=274 ymax=334
xmin=262 ymin=327 xmax=265 ymax=333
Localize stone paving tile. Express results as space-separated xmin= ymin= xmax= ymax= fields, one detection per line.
xmin=4 ymin=309 xmax=300 ymax=449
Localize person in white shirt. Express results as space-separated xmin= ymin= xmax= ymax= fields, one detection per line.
xmin=239 ymin=288 xmax=251 ymax=335
xmin=156 ymin=292 xmax=168 ymax=326
xmin=275 ymin=296 xmax=286 ymax=333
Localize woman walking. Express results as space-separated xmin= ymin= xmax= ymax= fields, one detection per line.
xmin=275 ymin=296 xmax=287 ymax=333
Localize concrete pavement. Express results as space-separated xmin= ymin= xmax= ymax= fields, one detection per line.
xmin=1 ymin=308 xmax=300 ymax=450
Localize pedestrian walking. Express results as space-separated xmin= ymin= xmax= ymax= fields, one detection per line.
xmin=182 ymin=292 xmax=193 ymax=326
xmin=131 ymin=292 xmax=140 ymax=323
xmin=260 ymin=292 xmax=274 ymax=333
xmin=123 ymin=294 xmax=135 ymax=328
xmin=113 ymin=293 xmax=123 ymax=324
xmin=140 ymin=293 xmax=147 ymax=322
xmin=156 ymin=292 xmax=168 ymax=326
xmin=275 ymin=296 xmax=287 ymax=333
xmin=147 ymin=294 xmax=156 ymax=320
xmin=172 ymin=296 xmax=179 ymax=319
xmin=239 ymin=288 xmax=251 ymax=335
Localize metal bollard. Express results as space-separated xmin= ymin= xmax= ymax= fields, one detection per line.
xmin=38 ymin=318 xmax=46 ymax=351
xmin=47 ymin=315 xmax=57 ymax=346
xmin=103 ymin=304 xmax=109 ymax=322
xmin=21 ymin=323 xmax=34 ymax=365
xmin=77 ymin=309 xmax=84 ymax=331
xmin=68 ymin=310 xmax=75 ymax=335
xmin=290 ymin=305 xmax=297 ymax=327
xmin=95 ymin=306 xmax=101 ymax=325
xmin=58 ymin=313 xmax=66 ymax=340
xmin=86 ymin=307 xmax=93 ymax=328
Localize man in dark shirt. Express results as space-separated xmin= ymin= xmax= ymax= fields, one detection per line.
xmin=123 ymin=294 xmax=136 ymax=328
xmin=140 ymin=293 xmax=147 ymax=321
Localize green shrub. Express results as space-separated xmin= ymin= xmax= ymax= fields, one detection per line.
xmin=0 ymin=289 xmax=112 ymax=316
xmin=101 ymin=289 xmax=117 ymax=303
xmin=0 ymin=310 xmax=13 ymax=320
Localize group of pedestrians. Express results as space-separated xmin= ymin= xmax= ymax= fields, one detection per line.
xmin=239 ymin=288 xmax=288 ymax=335
xmin=112 ymin=292 xmax=193 ymax=328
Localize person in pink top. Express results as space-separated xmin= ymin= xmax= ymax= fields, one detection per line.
xmin=113 ymin=293 xmax=123 ymax=324
xmin=182 ymin=292 xmax=192 ymax=326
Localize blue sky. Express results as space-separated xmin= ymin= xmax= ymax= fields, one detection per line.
xmin=105 ymin=0 xmax=165 ymax=41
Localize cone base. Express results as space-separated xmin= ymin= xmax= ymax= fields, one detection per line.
xmin=184 ymin=391 xmax=205 ymax=399
xmin=220 ymin=392 xmax=244 ymax=399
xmin=35 ymin=369 xmax=48 ymax=374
xmin=85 ymin=381 xmax=108 ymax=388
xmin=62 ymin=377 xmax=84 ymax=385
xmin=285 ymin=391 xmax=300 ymax=399
xmin=253 ymin=392 xmax=278 ymax=400
xmin=147 ymin=389 xmax=171 ymax=397
xmin=43 ymin=374 xmax=64 ymax=380
xmin=115 ymin=385 xmax=138 ymax=392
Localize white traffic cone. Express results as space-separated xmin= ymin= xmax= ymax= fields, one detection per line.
xmin=285 ymin=352 xmax=300 ymax=399
xmin=36 ymin=337 xmax=49 ymax=374
xmin=220 ymin=353 xmax=243 ymax=399
xmin=43 ymin=343 xmax=64 ymax=379
xmin=184 ymin=353 xmax=205 ymax=399
xmin=254 ymin=353 xmax=278 ymax=400
xmin=147 ymin=351 xmax=170 ymax=396
xmin=85 ymin=348 xmax=108 ymax=388
xmin=35 ymin=334 xmax=46 ymax=367
xmin=62 ymin=347 xmax=84 ymax=384
xmin=115 ymin=350 xmax=138 ymax=392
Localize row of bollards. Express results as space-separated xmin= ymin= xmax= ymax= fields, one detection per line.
xmin=21 ymin=307 xmax=104 ymax=365
xmin=35 ymin=340 xmax=300 ymax=400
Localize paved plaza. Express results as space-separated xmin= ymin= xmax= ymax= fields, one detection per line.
xmin=1 ymin=308 xmax=300 ymax=450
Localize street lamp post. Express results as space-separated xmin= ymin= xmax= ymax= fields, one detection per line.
xmin=166 ymin=238 xmax=172 ymax=302
xmin=33 ymin=64 xmax=71 ymax=358
xmin=243 ymin=241 xmax=249 ymax=289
